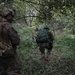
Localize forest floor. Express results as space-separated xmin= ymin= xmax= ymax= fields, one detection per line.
xmin=20 ymin=41 xmax=75 ymax=75
xmin=25 ymin=46 xmax=75 ymax=75
xmin=33 ymin=49 xmax=75 ymax=75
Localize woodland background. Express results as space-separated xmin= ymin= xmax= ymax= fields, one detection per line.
xmin=0 ymin=0 xmax=75 ymax=75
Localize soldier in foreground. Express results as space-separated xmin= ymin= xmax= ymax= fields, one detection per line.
xmin=0 ymin=8 xmax=22 ymax=75
xmin=36 ymin=26 xmax=54 ymax=61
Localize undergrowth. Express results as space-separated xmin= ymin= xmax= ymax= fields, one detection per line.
xmin=17 ymin=27 xmax=75 ymax=75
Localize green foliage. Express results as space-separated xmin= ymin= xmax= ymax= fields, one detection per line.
xmin=17 ymin=26 xmax=75 ymax=75
xmin=55 ymin=35 xmax=75 ymax=59
xmin=18 ymin=27 xmax=36 ymax=51
xmin=37 ymin=0 xmax=75 ymax=24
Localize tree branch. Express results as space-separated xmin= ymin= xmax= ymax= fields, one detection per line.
xmin=21 ymin=0 xmax=45 ymax=6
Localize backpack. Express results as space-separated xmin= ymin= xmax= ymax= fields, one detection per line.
xmin=0 ymin=23 xmax=20 ymax=57
xmin=0 ymin=24 xmax=13 ymax=56
xmin=36 ymin=28 xmax=49 ymax=42
xmin=5 ymin=24 xmax=20 ymax=45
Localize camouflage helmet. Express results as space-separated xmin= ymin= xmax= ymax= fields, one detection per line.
xmin=0 ymin=8 xmax=15 ymax=22
xmin=0 ymin=8 xmax=15 ymax=17
xmin=43 ymin=26 xmax=49 ymax=30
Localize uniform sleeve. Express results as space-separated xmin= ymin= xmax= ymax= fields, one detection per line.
xmin=49 ymin=32 xmax=54 ymax=42
xmin=5 ymin=24 xmax=20 ymax=46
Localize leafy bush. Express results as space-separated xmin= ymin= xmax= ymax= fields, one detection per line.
xmin=54 ymin=35 xmax=75 ymax=59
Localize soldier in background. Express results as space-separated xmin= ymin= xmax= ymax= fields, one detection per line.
xmin=36 ymin=26 xmax=54 ymax=61
xmin=0 ymin=8 xmax=22 ymax=75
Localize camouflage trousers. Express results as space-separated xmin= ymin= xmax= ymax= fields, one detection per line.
xmin=38 ymin=42 xmax=53 ymax=53
xmin=37 ymin=42 xmax=53 ymax=58
xmin=0 ymin=54 xmax=22 ymax=75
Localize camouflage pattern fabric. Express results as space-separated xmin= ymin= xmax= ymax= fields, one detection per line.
xmin=0 ymin=22 xmax=22 ymax=75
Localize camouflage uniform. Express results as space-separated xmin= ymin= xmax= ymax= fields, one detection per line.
xmin=0 ymin=8 xmax=22 ymax=75
xmin=36 ymin=26 xmax=54 ymax=60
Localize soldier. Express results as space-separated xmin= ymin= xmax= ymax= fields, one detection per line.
xmin=0 ymin=8 xmax=22 ymax=75
xmin=36 ymin=26 xmax=54 ymax=61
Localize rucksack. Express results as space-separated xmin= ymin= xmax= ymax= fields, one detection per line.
xmin=5 ymin=24 xmax=20 ymax=45
xmin=36 ymin=28 xmax=50 ymax=42
xmin=0 ymin=23 xmax=13 ymax=56
xmin=0 ymin=22 xmax=20 ymax=57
